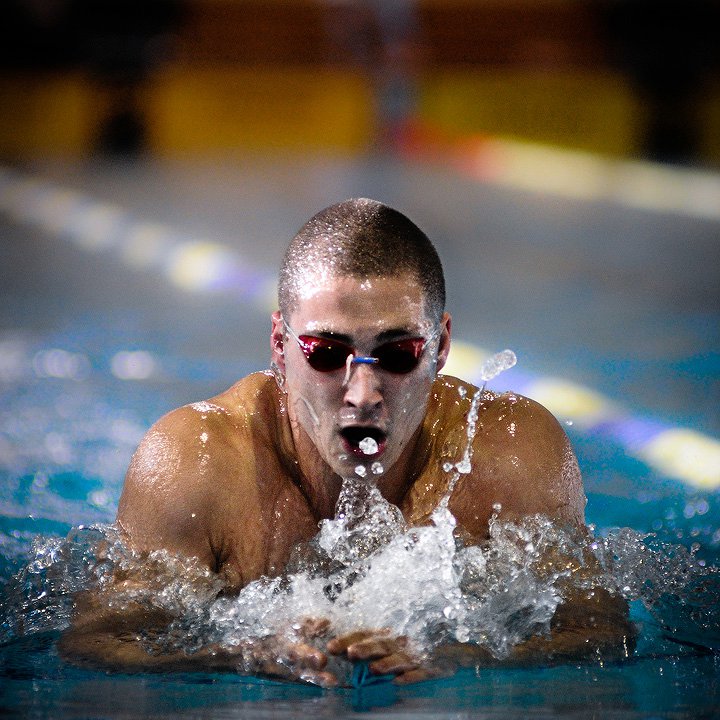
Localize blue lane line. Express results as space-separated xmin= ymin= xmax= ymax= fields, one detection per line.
xmin=0 ymin=166 xmax=277 ymax=305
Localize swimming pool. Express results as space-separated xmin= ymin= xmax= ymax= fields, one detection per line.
xmin=1 ymin=155 xmax=719 ymax=718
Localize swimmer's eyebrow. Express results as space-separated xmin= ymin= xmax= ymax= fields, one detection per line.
xmin=307 ymin=330 xmax=354 ymax=344
xmin=375 ymin=328 xmax=421 ymax=342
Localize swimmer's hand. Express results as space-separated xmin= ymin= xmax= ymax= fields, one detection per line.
xmin=327 ymin=629 xmax=437 ymax=684
xmin=244 ymin=618 xmax=337 ymax=688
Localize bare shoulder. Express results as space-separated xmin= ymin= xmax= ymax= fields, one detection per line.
xmin=476 ymin=389 xmax=585 ymax=526
xmin=480 ymin=390 xmax=572 ymax=458
xmin=433 ymin=376 xmax=585 ymax=531
xmin=432 ymin=374 xmax=570 ymax=449
xmin=118 ymin=371 xmax=280 ymax=564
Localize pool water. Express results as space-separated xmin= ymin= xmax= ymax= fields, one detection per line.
xmin=1 ymin=157 xmax=719 ymax=718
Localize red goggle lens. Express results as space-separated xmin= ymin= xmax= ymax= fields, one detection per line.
xmin=297 ymin=335 xmax=426 ymax=374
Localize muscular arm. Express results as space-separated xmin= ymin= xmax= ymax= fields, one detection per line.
xmin=116 ymin=404 xmax=223 ymax=567
xmin=60 ymin=404 xmax=229 ymax=669
xmin=452 ymin=391 xmax=586 ymax=531
xmin=59 ymin=582 xmax=335 ymax=683
xmin=60 ymin=397 xmax=337 ymax=684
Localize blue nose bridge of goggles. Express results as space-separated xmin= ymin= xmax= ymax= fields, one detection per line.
xmin=351 ymin=355 xmax=379 ymax=365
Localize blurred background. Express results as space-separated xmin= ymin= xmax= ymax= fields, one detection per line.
xmin=1 ymin=0 xmax=719 ymax=164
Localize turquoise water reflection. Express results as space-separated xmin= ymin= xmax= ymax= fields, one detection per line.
xmin=2 ymin=632 xmax=719 ymax=718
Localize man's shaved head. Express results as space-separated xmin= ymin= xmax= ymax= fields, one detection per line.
xmin=278 ymin=198 xmax=445 ymax=325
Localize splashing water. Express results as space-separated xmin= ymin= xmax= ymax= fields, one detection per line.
xmin=479 ymin=349 xmax=517 ymax=384
xmin=3 ymin=507 xmax=718 ymax=681
xmin=1 ymin=357 xmax=719 ymax=683
xmin=441 ymin=387 xmax=484 ymax=500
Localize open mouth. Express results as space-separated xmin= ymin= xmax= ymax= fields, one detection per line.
xmin=340 ymin=426 xmax=387 ymax=459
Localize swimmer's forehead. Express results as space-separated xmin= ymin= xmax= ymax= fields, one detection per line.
xmin=290 ymin=271 xmax=433 ymax=338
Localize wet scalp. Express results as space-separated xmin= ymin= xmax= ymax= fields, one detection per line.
xmin=278 ymin=198 xmax=445 ymax=324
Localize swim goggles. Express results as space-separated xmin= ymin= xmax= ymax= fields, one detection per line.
xmin=283 ymin=321 xmax=441 ymax=375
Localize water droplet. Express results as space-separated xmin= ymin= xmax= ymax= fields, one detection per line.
xmin=479 ymin=349 xmax=517 ymax=382
xmin=359 ymin=436 xmax=378 ymax=455
xmin=455 ymin=458 xmax=471 ymax=474
xmin=371 ymin=461 xmax=384 ymax=475
xmin=354 ymin=465 xmax=367 ymax=478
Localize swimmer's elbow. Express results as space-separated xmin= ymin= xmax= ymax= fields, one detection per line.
xmin=58 ymin=592 xmax=174 ymax=671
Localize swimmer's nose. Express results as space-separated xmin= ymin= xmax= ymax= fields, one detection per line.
xmin=343 ymin=361 xmax=383 ymax=411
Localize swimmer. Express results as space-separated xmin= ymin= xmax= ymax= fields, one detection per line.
xmin=60 ymin=199 xmax=634 ymax=685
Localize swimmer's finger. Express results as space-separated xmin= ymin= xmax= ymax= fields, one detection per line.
xmin=368 ymin=651 xmax=418 ymax=676
xmin=327 ymin=628 xmax=392 ymax=655
xmin=284 ymin=642 xmax=328 ymax=670
xmin=254 ymin=656 xmax=336 ymax=688
xmin=298 ymin=617 xmax=331 ymax=639
xmin=347 ymin=635 xmax=408 ymax=661
xmin=298 ymin=669 xmax=339 ymax=688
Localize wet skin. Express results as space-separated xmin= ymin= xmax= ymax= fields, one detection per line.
xmin=62 ymin=272 xmax=632 ymax=685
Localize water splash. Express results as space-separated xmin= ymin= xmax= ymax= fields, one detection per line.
xmin=1 ymin=359 xmax=719 ymax=682
xmin=2 ymin=504 xmax=719 ymax=682
xmin=440 ymin=386 xmax=485 ymax=502
xmin=479 ymin=349 xmax=517 ymax=384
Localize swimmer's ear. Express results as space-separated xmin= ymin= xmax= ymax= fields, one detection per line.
xmin=270 ymin=311 xmax=286 ymax=373
xmin=435 ymin=313 xmax=452 ymax=373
